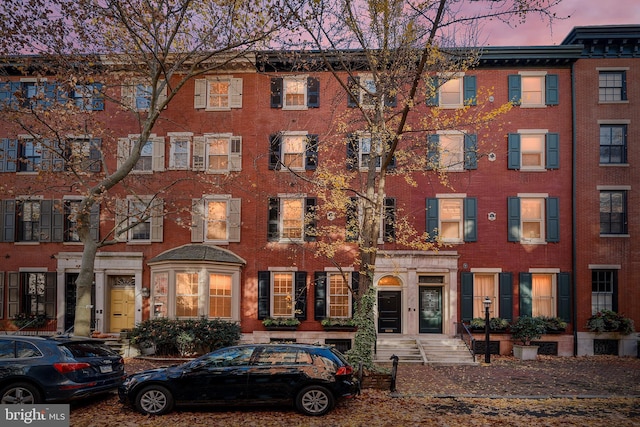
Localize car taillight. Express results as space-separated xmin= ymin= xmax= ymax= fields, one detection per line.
xmin=336 ymin=365 xmax=353 ymax=376
xmin=54 ymin=362 xmax=91 ymax=374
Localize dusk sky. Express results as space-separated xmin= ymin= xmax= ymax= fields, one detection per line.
xmin=475 ymin=0 xmax=640 ymax=46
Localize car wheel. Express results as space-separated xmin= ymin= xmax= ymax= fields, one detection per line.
xmin=295 ymin=385 xmax=334 ymax=416
xmin=135 ymin=385 xmax=174 ymax=415
xmin=0 ymin=382 xmax=42 ymax=404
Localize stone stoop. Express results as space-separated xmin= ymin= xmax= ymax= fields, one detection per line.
xmin=374 ymin=337 xmax=425 ymax=364
xmin=418 ymin=335 xmax=477 ymax=365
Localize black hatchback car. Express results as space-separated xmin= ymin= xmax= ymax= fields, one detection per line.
xmin=0 ymin=335 xmax=125 ymax=404
xmin=119 ymin=343 xmax=358 ymax=416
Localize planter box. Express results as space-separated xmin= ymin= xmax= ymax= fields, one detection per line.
xmin=264 ymin=326 xmax=298 ymax=331
xmin=323 ymin=326 xmax=357 ymax=332
xmin=513 ymin=344 xmax=539 ymax=360
xmin=361 ymin=372 xmax=392 ymax=390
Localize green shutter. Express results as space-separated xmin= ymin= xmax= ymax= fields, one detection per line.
xmin=507 ymin=197 xmax=520 ymax=242
xmin=464 ymin=134 xmax=477 ymax=170
xmin=545 ymin=74 xmax=559 ymax=105
xmin=461 ymin=272 xmax=473 ymax=322
xmin=557 ymin=272 xmax=571 ymax=323
xmin=426 ymin=134 xmax=439 ymax=170
xmin=546 ymin=133 xmax=559 ymax=169
xmin=508 ymin=74 xmax=521 ymax=104
xmin=426 ymin=198 xmax=439 ymax=242
xmin=508 ymin=133 xmax=521 ymax=169
xmin=463 ymin=197 xmax=477 ymax=242
xmin=499 ymin=272 xmax=513 ymax=321
xmin=314 ymin=272 xmax=327 ymax=320
xmin=426 ymin=76 xmax=439 ymax=106
xmin=39 ymin=200 xmax=53 ymax=242
xmin=294 ymin=272 xmax=307 ymax=320
xmin=519 ymin=273 xmax=532 ymax=317
xmin=463 ymin=75 xmax=477 ymax=106
xmin=2 ymin=200 xmax=15 ymax=242
xmin=546 ymin=197 xmax=560 ymax=243
xmin=52 ymin=200 xmax=64 ymax=242
xmin=257 ymin=271 xmax=270 ymax=320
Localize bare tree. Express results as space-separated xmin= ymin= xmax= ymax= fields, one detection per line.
xmin=0 ymin=0 xmax=290 ymax=336
xmin=277 ymin=0 xmax=564 ymax=367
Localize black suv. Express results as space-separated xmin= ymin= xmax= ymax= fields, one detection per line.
xmin=119 ymin=343 xmax=358 ymax=416
xmin=0 ymin=335 xmax=125 ymax=403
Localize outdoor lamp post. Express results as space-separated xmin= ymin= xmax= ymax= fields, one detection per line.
xmin=483 ymin=296 xmax=492 ymax=364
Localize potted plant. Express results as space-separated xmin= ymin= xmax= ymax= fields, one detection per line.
xmin=12 ymin=313 xmax=48 ymax=329
xmin=321 ymin=318 xmax=357 ymax=331
xmin=468 ymin=317 xmax=510 ymax=332
xmin=262 ymin=317 xmax=301 ymax=330
xmin=510 ymin=316 xmax=546 ymax=360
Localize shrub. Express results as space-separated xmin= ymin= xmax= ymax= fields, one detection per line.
xmin=12 ymin=313 xmax=48 ymax=329
xmin=510 ymin=316 xmax=546 ymax=346
xmin=537 ymin=316 xmax=567 ymax=332
xmin=128 ymin=317 xmax=241 ymax=356
xmin=468 ymin=317 xmax=510 ymax=330
xmin=261 ymin=318 xmax=301 ymax=327
xmin=586 ymin=310 xmax=635 ymax=335
xmin=321 ymin=318 xmax=357 ymax=327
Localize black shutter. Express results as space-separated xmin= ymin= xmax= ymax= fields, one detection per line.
xmin=304 ymin=198 xmax=317 ymax=242
xmin=294 ymin=272 xmax=307 ymax=320
xmin=89 ymin=204 xmax=100 ymax=241
xmin=314 ymin=272 xmax=327 ymax=320
xmin=307 ymin=77 xmax=319 ymax=108
xmin=351 ymin=271 xmax=359 ymax=316
xmin=519 ymin=273 xmax=533 ymax=317
xmin=346 ymin=133 xmax=358 ymax=170
xmin=460 ymin=272 xmax=473 ymax=322
xmin=267 ymin=198 xmax=279 ymax=241
xmin=257 ymin=271 xmax=270 ymax=320
xmin=268 ymin=134 xmax=281 ymax=170
xmin=384 ymin=197 xmax=395 ymax=242
xmin=557 ymin=272 xmax=571 ymax=323
xmin=305 ymin=134 xmax=318 ymax=170
xmin=347 ymin=76 xmax=359 ymax=107
xmin=498 ymin=272 xmax=513 ymax=321
xmin=270 ymin=77 xmax=282 ymax=108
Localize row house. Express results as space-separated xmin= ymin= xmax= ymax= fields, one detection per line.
xmin=0 ymin=25 xmax=636 ymax=358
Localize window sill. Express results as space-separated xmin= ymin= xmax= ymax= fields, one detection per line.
xmin=598 ymin=100 xmax=629 ymax=105
xmin=520 ymin=168 xmax=547 ymax=172
xmin=520 ymin=240 xmax=546 ymax=245
xmin=519 ymin=104 xmax=547 ymax=109
xmin=204 ymin=107 xmax=232 ymax=112
xmin=14 ymin=241 xmax=40 ymax=245
xmin=599 ymin=163 xmax=629 ymax=167
xmin=126 ymin=241 xmax=153 ymax=245
xmin=282 ymin=106 xmax=308 ymax=111
xmin=599 ymin=234 xmax=630 ymax=238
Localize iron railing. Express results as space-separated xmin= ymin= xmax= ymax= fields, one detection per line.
xmin=455 ymin=322 xmax=476 ymax=362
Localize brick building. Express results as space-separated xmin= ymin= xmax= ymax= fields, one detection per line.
xmin=0 ymin=25 xmax=637 ymax=358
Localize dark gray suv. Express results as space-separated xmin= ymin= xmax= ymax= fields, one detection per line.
xmin=0 ymin=335 xmax=125 ymax=403
xmin=119 ymin=343 xmax=358 ymax=416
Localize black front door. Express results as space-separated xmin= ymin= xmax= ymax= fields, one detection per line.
xmin=65 ymin=273 xmax=96 ymax=332
xmin=378 ymin=291 xmax=401 ymax=333
xmin=419 ymin=287 xmax=442 ymax=333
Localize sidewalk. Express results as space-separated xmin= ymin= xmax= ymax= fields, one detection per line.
xmin=389 ymin=355 xmax=640 ymax=399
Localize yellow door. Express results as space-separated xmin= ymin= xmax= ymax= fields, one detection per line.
xmin=110 ymin=287 xmax=135 ymax=332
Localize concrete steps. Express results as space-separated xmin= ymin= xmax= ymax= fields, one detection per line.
xmin=374 ymin=335 xmax=477 ymax=365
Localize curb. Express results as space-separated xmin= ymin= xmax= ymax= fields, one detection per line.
xmin=389 ymin=392 xmax=640 ymax=399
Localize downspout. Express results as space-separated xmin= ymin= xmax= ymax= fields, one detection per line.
xmin=571 ymin=61 xmax=578 ymax=357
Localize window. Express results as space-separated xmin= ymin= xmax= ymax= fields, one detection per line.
xmin=117 ymin=135 xmax=165 ymax=172
xmin=473 ymin=274 xmax=498 ymax=318
xmin=176 ymin=272 xmax=199 ymax=318
xmin=257 ymin=271 xmax=307 ymax=321
xmin=194 ymin=76 xmax=242 ymax=110
xmin=328 ymin=273 xmax=351 ymax=318
xmin=268 ymin=133 xmax=317 ymax=171
xmin=0 ymin=80 xmax=59 ymax=110
xmin=151 ymin=267 xmax=241 ymax=320
xmin=115 ymin=196 xmax=163 ymax=243
xmin=427 ymin=133 xmax=477 ymax=171
xmin=63 ymin=138 xmax=102 ymax=172
xmin=17 ymin=200 xmax=40 ymax=242
xmin=168 ymin=133 xmax=191 ymax=170
xmin=122 ymin=80 xmax=166 ymax=111
xmin=461 ymin=272 xmax=513 ymax=322
xmin=508 ymin=131 xmax=559 ymax=170
xmin=599 ymin=71 xmax=626 ymax=102
xmin=600 ymin=190 xmax=627 ymax=234
xmin=519 ymin=272 xmax=571 ymax=321
xmin=192 ymin=134 xmax=242 ymax=173
xmin=600 ymin=124 xmax=627 ymax=164
xmin=347 ymin=75 xmax=397 ymax=108
xmin=592 ymin=270 xmax=616 ymax=313
xmin=73 ymin=83 xmax=104 ymax=111
xmin=426 ymin=196 xmax=477 ymax=243
xmin=507 ymin=196 xmax=559 ymax=243
xmin=508 ymin=73 xmax=558 ymax=107
xmin=267 ymin=196 xmax=316 ymax=242
xmin=191 ymin=196 xmax=241 ymax=244
xmin=6 ymin=272 xmax=56 ymax=320
xmin=270 ymin=76 xmax=320 ymax=110
xmin=314 ymin=271 xmax=357 ymax=321
xmin=346 ymin=133 xmax=396 ymax=171
xmin=346 ymin=197 xmax=396 ymax=243
xmin=426 ymin=75 xmax=477 ymax=107
xmin=17 ymin=138 xmax=42 ymax=172
xmin=64 ymin=200 xmax=81 ymax=242
xmin=209 ymin=274 xmax=232 ymax=318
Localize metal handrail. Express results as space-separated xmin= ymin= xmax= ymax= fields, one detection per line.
xmin=455 ymin=322 xmax=476 ymax=362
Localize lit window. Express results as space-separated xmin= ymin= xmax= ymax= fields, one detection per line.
xmin=521 ymin=198 xmax=544 ymax=242
xmin=272 ymin=273 xmax=294 ymax=317
xmin=282 ymin=198 xmax=304 ymax=240
xmin=472 ymin=274 xmax=497 ymax=318
xmin=440 ymin=77 xmax=462 ymax=107
xmin=209 ymin=274 xmax=232 ymax=318
xmin=176 ymin=273 xmax=199 ymax=317
xmin=328 ymin=273 xmax=350 ymax=318
xmin=206 ymin=200 xmax=227 ymax=241
xmin=439 ymin=134 xmax=464 ymax=171
xmin=532 ymin=274 xmax=555 ymax=317
xmin=206 ymin=137 xmax=229 ymax=171
xmin=208 ymin=80 xmax=230 ymax=109
xmin=284 ymin=78 xmax=306 ymax=108
xmin=439 ymin=199 xmax=463 ymax=242
xmin=282 ymin=134 xmax=305 ymax=170
xmin=521 ymin=75 xmax=544 ymax=105
xmin=520 ymin=134 xmax=545 ymax=169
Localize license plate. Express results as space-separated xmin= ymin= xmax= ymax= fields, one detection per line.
xmin=99 ymin=365 xmax=113 ymax=373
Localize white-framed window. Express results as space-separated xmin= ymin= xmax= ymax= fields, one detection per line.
xmin=521 ymin=74 xmax=545 ymax=106
xmin=17 ymin=137 xmax=41 ymax=173
xmin=437 ymin=132 xmax=464 ymax=171
xmin=192 ymin=134 xmax=242 ymax=173
xmin=438 ymin=197 xmax=464 ymax=243
xmin=508 ymin=71 xmax=558 ymax=107
xmin=193 ymin=76 xmax=243 ymax=111
xmin=439 ymin=75 xmax=463 ymax=108
xmin=267 ymin=196 xmax=316 ymax=243
xmin=16 ymin=199 xmax=41 ymax=242
xmin=151 ymin=266 xmax=241 ymax=320
xmin=117 ymin=134 xmax=165 ymax=173
xmin=520 ymin=197 xmax=545 ymax=243
xmin=472 ymin=273 xmax=498 ymax=318
xmin=281 ymin=133 xmax=306 ymax=171
xmin=115 ymin=196 xmax=164 ymax=243
xmin=283 ymin=76 xmax=307 ymax=109
xmin=508 ymin=195 xmax=559 ymax=244
xmin=346 ymin=196 xmax=395 ymax=243
xmin=591 ymin=269 xmax=616 ymax=313
xmin=168 ymin=133 xmax=192 ymax=170
xmin=73 ymin=83 xmax=104 ymax=111
xmin=328 ymin=272 xmax=351 ymax=318
xmin=122 ymin=79 xmax=167 ymax=111
xmin=508 ymin=130 xmax=558 ymax=170
xmin=531 ymin=273 xmax=556 ymax=317
xmin=191 ymin=196 xmax=241 ymax=244
xmin=272 ymin=272 xmax=295 ymax=317
xmin=598 ymin=69 xmax=627 ymax=102
xmin=520 ymin=132 xmax=545 ymax=170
